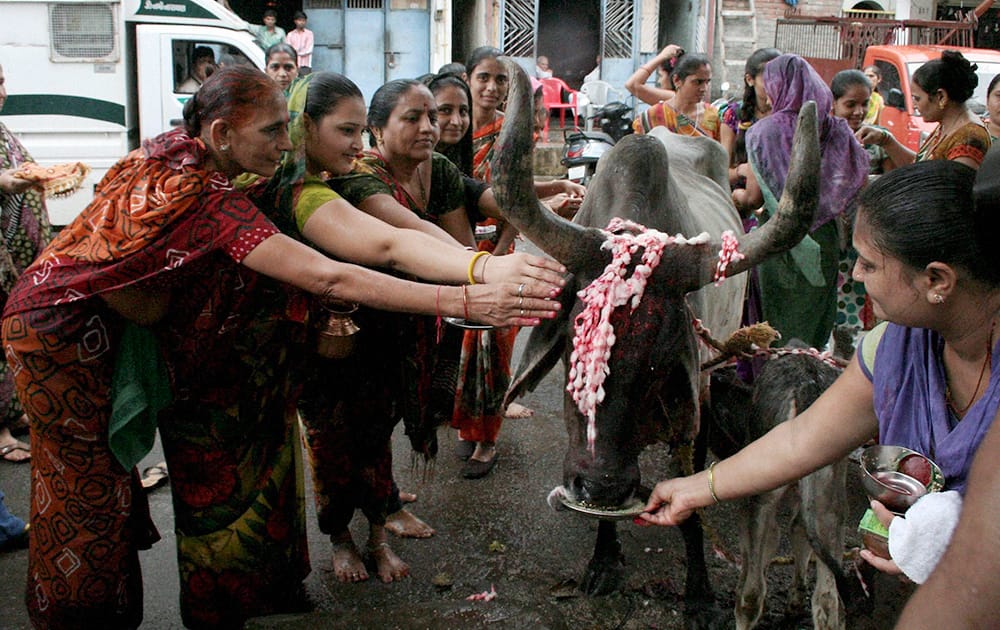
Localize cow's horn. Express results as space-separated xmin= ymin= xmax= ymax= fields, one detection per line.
xmin=692 ymin=100 xmax=821 ymax=287
xmin=490 ymin=58 xmax=608 ymax=272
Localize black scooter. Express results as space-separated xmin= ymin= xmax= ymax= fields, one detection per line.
xmin=561 ymin=101 xmax=634 ymax=185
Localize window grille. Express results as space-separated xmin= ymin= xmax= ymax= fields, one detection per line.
xmin=502 ymin=0 xmax=535 ymax=57
xmin=346 ymin=0 xmax=383 ymax=8
xmin=306 ymin=0 xmax=344 ymax=8
xmin=50 ymin=3 xmax=117 ymax=61
xmin=604 ymin=0 xmax=634 ymax=59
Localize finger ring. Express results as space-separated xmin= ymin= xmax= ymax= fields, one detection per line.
xmin=517 ymin=283 xmax=525 ymax=298
xmin=518 ymin=296 xmax=524 ymax=307
xmin=519 ymin=308 xmax=525 ymax=317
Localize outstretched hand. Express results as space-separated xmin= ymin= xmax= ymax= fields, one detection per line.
xmin=481 ymin=251 xmax=567 ymax=294
xmin=465 ymin=281 xmax=562 ymax=327
xmin=633 ymin=474 xmax=707 ymax=527
xmin=855 ymin=125 xmax=887 ymax=147
xmin=543 ymin=193 xmax=583 ymax=218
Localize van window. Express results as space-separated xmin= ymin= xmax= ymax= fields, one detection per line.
xmin=875 ymin=60 xmax=901 ymax=104
xmin=50 ymin=3 xmax=118 ymax=62
xmin=173 ymin=42 xmax=223 ymax=94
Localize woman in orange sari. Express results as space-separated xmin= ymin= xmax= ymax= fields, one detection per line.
xmin=632 ymin=52 xmax=721 ymax=140
xmin=856 ymin=50 xmax=990 ymax=170
xmin=462 ymin=47 xmax=527 ymax=477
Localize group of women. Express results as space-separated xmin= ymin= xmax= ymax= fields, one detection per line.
xmin=0 ymin=45 xmax=577 ymax=627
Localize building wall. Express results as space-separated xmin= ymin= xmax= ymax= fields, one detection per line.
xmin=754 ymin=0 xmax=846 ymax=50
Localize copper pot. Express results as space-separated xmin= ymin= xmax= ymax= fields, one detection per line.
xmin=315 ymin=302 xmax=360 ymax=359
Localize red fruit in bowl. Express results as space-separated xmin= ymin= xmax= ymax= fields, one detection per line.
xmin=898 ymin=453 xmax=932 ymax=486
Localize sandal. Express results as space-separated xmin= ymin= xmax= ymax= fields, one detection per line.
xmin=461 ymin=451 xmax=498 ymax=479
xmin=0 ymin=442 xmax=30 ymax=463
xmin=141 ymin=462 xmax=169 ymax=491
xmin=454 ymin=439 xmax=475 ymax=461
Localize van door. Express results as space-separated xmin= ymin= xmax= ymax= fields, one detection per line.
xmin=134 ymin=24 xmax=264 ymax=142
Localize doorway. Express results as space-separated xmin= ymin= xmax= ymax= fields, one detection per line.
xmin=538 ymin=0 xmax=601 ymax=89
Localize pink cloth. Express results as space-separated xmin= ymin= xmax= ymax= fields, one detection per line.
xmin=286 ymin=29 xmax=314 ymax=68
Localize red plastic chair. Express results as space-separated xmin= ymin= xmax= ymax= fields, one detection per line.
xmin=539 ymin=77 xmax=580 ymax=140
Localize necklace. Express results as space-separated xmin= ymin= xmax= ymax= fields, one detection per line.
xmin=415 ymin=163 xmax=428 ymax=209
xmin=945 ymin=321 xmax=995 ymax=416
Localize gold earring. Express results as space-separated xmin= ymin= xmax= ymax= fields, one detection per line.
xmin=220 ymin=144 xmax=230 ymax=152
xmin=934 ymin=294 xmax=944 ymax=304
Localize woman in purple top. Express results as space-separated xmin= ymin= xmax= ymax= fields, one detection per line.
xmin=638 ymin=155 xmax=1000 ymax=583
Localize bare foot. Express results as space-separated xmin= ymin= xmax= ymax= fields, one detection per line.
xmin=398 ymin=490 xmax=417 ymax=503
xmin=384 ymin=509 xmax=436 ymax=539
xmin=368 ymin=542 xmax=410 ymax=583
xmin=331 ymin=535 xmax=368 ymax=583
xmin=469 ymin=442 xmax=496 ymax=462
xmin=504 ymin=402 xmax=534 ymax=419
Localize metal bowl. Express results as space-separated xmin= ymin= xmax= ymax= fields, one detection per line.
xmin=860 ymin=445 xmax=943 ymax=513
xmin=560 ymin=495 xmax=646 ymax=521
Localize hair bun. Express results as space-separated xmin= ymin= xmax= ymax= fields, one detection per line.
xmin=941 ymin=49 xmax=978 ymax=74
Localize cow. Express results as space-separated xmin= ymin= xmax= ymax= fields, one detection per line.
xmin=490 ymin=59 xmax=821 ymax=626
xmin=706 ymin=349 xmax=856 ymax=628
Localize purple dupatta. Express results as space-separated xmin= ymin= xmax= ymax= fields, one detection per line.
xmin=746 ymin=54 xmax=868 ymax=231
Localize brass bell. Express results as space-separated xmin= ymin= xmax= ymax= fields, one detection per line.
xmin=315 ymin=301 xmax=360 ymax=359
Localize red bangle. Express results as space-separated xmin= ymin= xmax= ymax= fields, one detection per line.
xmin=435 ymin=285 xmax=444 ymax=342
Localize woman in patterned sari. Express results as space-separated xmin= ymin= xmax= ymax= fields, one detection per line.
xmin=2 ymin=66 xmax=564 ymax=629
xmin=632 ymin=53 xmax=721 ymax=141
xmin=856 ymin=50 xmax=990 ymax=170
xmin=0 ymin=62 xmax=52 ymax=463
xmin=462 ymin=46 xmax=533 ymax=477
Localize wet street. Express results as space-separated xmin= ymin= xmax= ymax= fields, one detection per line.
xmin=0 ymin=246 xmax=912 ymax=629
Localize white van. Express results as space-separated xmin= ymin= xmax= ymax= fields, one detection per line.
xmin=1 ymin=0 xmax=265 ymax=225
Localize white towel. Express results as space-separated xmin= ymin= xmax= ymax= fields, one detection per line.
xmin=888 ymin=490 xmax=963 ymax=584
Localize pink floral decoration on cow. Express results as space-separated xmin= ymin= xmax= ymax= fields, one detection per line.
xmin=713 ymin=230 xmax=745 ymax=285
xmin=568 ymin=218 xmax=705 ymax=456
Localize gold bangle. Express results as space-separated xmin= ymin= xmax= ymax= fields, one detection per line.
xmin=707 ymin=462 xmax=720 ymax=504
xmin=467 ymin=250 xmax=489 ymax=285
xmin=479 ymin=252 xmax=491 ymax=283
